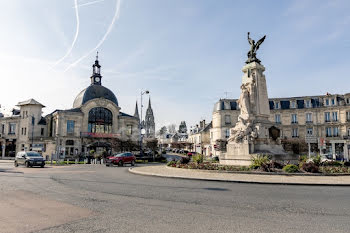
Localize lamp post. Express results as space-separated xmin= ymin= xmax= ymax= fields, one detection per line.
xmin=140 ymin=90 xmax=149 ymax=156
xmin=31 ymin=115 xmax=35 ymax=151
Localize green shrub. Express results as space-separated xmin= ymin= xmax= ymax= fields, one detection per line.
xmin=320 ymin=166 xmax=350 ymax=174
xmin=192 ymin=154 xmax=204 ymax=164
xmin=343 ymin=161 xmax=350 ymax=167
xmin=250 ymin=154 xmax=270 ymax=169
xmin=312 ymin=155 xmax=321 ymax=166
xmin=321 ymin=161 xmax=342 ymax=167
xmin=299 ymin=155 xmax=308 ymax=163
xmin=282 ymin=164 xmax=299 ymax=173
xmin=167 ymin=160 xmax=176 ymax=166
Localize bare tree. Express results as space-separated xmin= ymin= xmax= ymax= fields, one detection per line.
xmin=167 ymin=124 xmax=177 ymax=134
xmin=156 ymin=126 xmax=167 ymax=137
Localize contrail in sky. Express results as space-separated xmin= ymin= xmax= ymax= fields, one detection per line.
xmin=50 ymin=0 xmax=80 ymax=69
xmin=74 ymin=0 xmax=105 ymax=8
xmin=64 ymin=0 xmax=121 ymax=72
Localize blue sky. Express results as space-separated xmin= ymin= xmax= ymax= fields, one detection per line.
xmin=0 ymin=0 xmax=349 ymax=130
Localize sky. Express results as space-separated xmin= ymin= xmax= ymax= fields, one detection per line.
xmin=0 ymin=0 xmax=350 ymax=131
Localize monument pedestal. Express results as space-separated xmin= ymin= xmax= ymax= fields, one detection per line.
xmin=220 ymin=61 xmax=292 ymax=166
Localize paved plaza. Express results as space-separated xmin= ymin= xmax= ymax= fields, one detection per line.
xmin=1 ymin=161 xmax=350 ymax=233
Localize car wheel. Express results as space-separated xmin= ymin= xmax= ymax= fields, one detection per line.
xmin=14 ymin=161 xmax=18 ymax=167
xmin=118 ymin=161 xmax=124 ymax=167
xmin=41 ymin=164 xmax=45 ymax=168
xmin=131 ymin=160 xmax=135 ymax=166
xmin=25 ymin=162 xmax=30 ymax=168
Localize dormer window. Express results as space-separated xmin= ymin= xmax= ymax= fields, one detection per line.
xmin=331 ymin=98 xmax=335 ymax=105
xmin=305 ymin=100 xmax=311 ymax=108
xmin=291 ymin=101 xmax=296 ymax=108
xmin=325 ymin=99 xmax=329 ymax=106
xmin=275 ymin=102 xmax=280 ymax=109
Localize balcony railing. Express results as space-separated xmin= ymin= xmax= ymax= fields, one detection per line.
xmin=306 ymin=121 xmax=313 ymax=124
xmin=291 ymin=121 xmax=298 ymax=124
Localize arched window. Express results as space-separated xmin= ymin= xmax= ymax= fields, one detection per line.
xmin=88 ymin=107 xmax=112 ymax=133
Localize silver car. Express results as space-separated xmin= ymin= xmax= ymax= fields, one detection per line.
xmin=14 ymin=151 xmax=45 ymax=168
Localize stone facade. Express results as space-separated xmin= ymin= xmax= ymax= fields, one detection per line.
xmin=210 ymin=93 xmax=350 ymax=160
xmin=188 ymin=120 xmax=212 ymax=156
xmin=0 ymin=57 xmax=140 ymax=159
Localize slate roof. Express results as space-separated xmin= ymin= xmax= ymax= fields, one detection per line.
xmin=16 ymin=99 xmax=45 ymax=107
xmin=73 ymin=85 xmax=118 ymax=108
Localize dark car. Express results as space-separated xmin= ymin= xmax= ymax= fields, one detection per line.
xmin=105 ymin=152 xmax=136 ymax=167
xmin=14 ymin=151 xmax=45 ymax=168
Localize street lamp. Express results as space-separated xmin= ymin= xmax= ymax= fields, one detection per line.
xmin=140 ymin=90 xmax=149 ymax=156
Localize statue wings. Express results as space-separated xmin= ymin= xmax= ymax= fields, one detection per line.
xmin=255 ymin=35 xmax=266 ymax=52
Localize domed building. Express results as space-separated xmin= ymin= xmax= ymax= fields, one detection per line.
xmin=0 ymin=56 xmax=140 ymax=159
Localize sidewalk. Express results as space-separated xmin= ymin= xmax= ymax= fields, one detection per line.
xmin=0 ymin=159 xmax=15 ymax=163
xmin=129 ymin=165 xmax=350 ymax=186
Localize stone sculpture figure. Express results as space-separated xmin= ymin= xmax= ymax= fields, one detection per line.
xmin=228 ymin=78 xmax=258 ymax=143
xmin=246 ymin=32 xmax=266 ymax=64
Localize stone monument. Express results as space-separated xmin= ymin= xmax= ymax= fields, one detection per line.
xmin=220 ymin=32 xmax=288 ymax=166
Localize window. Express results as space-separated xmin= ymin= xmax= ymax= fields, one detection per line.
xmin=348 ymin=128 xmax=350 ymax=136
xmin=331 ymin=99 xmax=335 ymax=105
xmin=326 ymin=127 xmax=332 ymax=137
xmin=275 ymin=102 xmax=280 ymax=109
xmin=127 ymin=125 xmax=132 ymax=135
xmin=21 ymin=128 xmax=24 ymax=135
xmin=67 ymin=120 xmax=75 ymax=134
xmin=291 ymin=114 xmax=298 ymax=124
xmin=346 ymin=111 xmax=350 ymax=121
xmin=325 ymin=99 xmax=329 ymax=106
xmin=24 ymin=128 xmax=26 ymax=135
xmin=88 ymin=107 xmax=112 ymax=133
xmin=306 ymin=113 xmax=312 ymax=123
xmin=347 ymin=98 xmax=350 ymax=104
xmin=306 ymin=128 xmax=313 ymax=136
xmin=275 ymin=114 xmax=281 ymax=124
xmin=292 ymin=128 xmax=298 ymax=137
xmin=225 ymin=115 xmax=231 ymax=125
xmin=305 ymin=100 xmax=311 ymax=108
xmin=333 ymin=127 xmax=339 ymax=137
xmin=9 ymin=123 xmax=16 ymax=134
xmin=225 ymin=129 xmax=230 ymax=138
xmin=332 ymin=112 xmax=338 ymax=122
xmin=325 ymin=112 xmax=331 ymax=122
xmin=41 ymin=128 xmax=44 ymax=136
xmin=1 ymin=124 xmax=4 ymax=134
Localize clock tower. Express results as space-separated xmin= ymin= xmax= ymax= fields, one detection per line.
xmin=91 ymin=52 xmax=102 ymax=85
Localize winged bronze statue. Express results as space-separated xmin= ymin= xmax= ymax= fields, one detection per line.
xmin=246 ymin=32 xmax=266 ymax=64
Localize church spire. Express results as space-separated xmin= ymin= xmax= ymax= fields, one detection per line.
xmin=148 ymin=97 xmax=151 ymax=109
xmin=134 ymin=101 xmax=139 ymax=119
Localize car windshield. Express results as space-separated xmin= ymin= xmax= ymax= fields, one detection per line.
xmin=113 ymin=153 xmax=126 ymax=157
xmin=26 ymin=152 xmax=41 ymax=157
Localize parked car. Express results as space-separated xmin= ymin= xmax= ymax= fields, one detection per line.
xmin=105 ymin=152 xmax=136 ymax=167
xmin=14 ymin=151 xmax=45 ymax=168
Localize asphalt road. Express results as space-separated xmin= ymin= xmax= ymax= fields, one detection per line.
xmin=1 ymin=162 xmax=350 ymax=233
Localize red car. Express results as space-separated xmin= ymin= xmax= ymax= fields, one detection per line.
xmin=106 ymin=152 xmax=136 ymax=167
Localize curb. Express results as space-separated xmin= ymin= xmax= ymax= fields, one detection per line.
xmin=128 ymin=167 xmax=350 ymax=186
xmin=165 ymin=165 xmax=350 ymax=176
